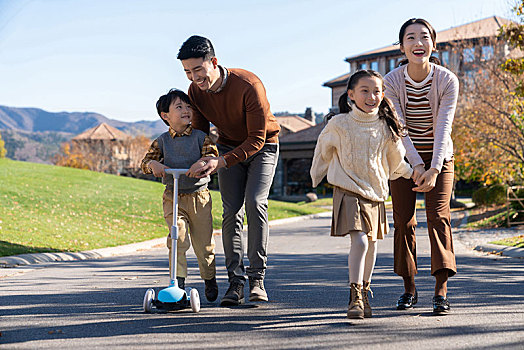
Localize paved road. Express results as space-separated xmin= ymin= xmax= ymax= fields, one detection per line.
xmin=1 ymin=210 xmax=523 ymax=349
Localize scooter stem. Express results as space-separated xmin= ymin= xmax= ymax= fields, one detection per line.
xmin=165 ymin=169 xmax=189 ymax=286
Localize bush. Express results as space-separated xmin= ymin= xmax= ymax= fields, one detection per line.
xmin=472 ymin=187 xmax=489 ymax=206
xmin=486 ymin=184 xmax=507 ymax=206
xmin=472 ymin=184 xmax=507 ymax=206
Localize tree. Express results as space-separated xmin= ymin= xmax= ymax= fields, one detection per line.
xmin=53 ymin=142 xmax=91 ymax=170
xmin=500 ymin=0 xmax=524 ymax=96
xmin=53 ymin=135 xmax=151 ymax=176
xmin=453 ymin=1 xmax=524 ymax=185
xmin=0 ymin=131 xmax=6 ymax=158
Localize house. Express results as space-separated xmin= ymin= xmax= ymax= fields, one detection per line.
xmin=71 ymin=122 xmax=133 ymax=175
xmin=323 ymin=16 xmax=516 ymax=113
xmin=274 ymin=123 xmax=326 ymax=198
xmin=276 ymin=114 xmax=315 ymax=137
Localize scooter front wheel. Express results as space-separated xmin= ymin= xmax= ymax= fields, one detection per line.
xmin=143 ymin=288 xmax=155 ymax=313
xmin=190 ymin=288 xmax=200 ymax=313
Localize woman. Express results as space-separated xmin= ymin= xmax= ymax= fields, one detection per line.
xmin=384 ymin=18 xmax=459 ymax=315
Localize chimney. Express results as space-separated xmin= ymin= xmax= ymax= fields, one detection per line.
xmin=304 ymin=107 xmax=313 ymax=122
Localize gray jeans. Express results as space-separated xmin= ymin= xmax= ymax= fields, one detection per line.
xmin=217 ymin=143 xmax=279 ymax=283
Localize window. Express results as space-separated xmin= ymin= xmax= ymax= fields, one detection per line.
xmin=463 ymin=47 xmax=475 ymax=63
xmin=359 ymin=62 xmax=368 ymax=70
xmin=441 ymin=51 xmax=449 ymax=66
xmin=389 ymin=58 xmax=396 ymax=72
xmin=463 ymin=70 xmax=476 ymax=89
xmin=481 ymin=45 xmax=494 ymax=61
xmin=370 ymin=61 xmax=378 ymax=71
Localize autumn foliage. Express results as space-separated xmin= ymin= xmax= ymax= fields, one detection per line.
xmin=54 ymin=135 xmax=151 ymax=176
xmin=453 ymin=0 xmax=524 ymax=185
xmin=0 ymin=131 xmax=6 ymax=158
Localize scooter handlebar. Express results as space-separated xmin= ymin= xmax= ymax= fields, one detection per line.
xmin=164 ymin=169 xmax=190 ymax=178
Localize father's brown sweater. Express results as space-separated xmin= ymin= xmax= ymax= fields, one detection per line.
xmin=189 ymin=67 xmax=280 ymax=167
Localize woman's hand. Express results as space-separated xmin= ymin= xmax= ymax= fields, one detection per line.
xmin=412 ymin=168 xmax=439 ymax=192
xmin=411 ymin=164 xmax=425 ymax=184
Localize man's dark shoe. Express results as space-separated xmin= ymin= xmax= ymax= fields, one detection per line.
xmin=220 ymin=281 xmax=244 ymax=306
xmin=176 ymin=277 xmax=185 ymax=290
xmin=205 ymin=277 xmax=219 ymax=302
xmin=432 ymin=295 xmax=450 ymax=315
xmin=248 ymin=277 xmax=268 ymax=302
xmin=396 ymin=290 xmax=418 ymax=310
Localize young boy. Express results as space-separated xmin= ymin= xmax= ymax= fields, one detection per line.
xmin=141 ymin=88 xmax=219 ymax=302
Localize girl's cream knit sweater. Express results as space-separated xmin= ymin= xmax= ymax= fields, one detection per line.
xmin=310 ymin=107 xmax=413 ymax=202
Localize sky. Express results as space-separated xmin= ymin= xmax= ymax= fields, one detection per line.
xmin=0 ymin=0 xmax=514 ymax=122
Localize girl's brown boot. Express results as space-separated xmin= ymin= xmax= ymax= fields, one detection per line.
xmin=362 ymin=281 xmax=373 ymax=318
xmin=347 ymin=283 xmax=364 ymax=319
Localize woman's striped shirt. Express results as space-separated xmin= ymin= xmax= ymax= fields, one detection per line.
xmin=404 ymin=66 xmax=434 ymax=154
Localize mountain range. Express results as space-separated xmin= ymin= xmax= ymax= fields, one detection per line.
xmin=0 ymin=105 xmax=166 ymax=136
xmin=0 ymin=105 xmax=167 ymax=164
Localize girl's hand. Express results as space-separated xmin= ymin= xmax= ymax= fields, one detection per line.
xmin=411 ymin=164 xmax=425 ymax=184
xmin=149 ymin=161 xmax=168 ymax=177
xmin=412 ymin=168 xmax=439 ymax=192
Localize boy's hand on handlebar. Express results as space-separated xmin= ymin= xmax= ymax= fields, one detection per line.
xmin=149 ymin=161 xmax=169 ymax=177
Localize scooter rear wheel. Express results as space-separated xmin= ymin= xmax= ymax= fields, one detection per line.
xmin=190 ymin=288 xmax=200 ymax=313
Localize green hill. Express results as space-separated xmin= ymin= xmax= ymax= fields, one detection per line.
xmin=0 ymin=159 xmax=329 ymax=257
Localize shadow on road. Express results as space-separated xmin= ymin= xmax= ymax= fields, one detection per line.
xmin=1 ymin=248 xmax=523 ymax=347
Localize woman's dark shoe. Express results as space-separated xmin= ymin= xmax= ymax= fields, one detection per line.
xmin=432 ymin=296 xmax=450 ymax=315
xmin=396 ymin=290 xmax=418 ymax=310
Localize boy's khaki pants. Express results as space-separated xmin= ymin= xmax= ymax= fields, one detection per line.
xmin=163 ymin=188 xmax=216 ymax=280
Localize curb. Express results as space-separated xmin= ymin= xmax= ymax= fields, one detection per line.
xmin=0 ymin=238 xmax=166 ymax=269
xmin=0 ymin=211 xmax=332 ymax=271
xmin=473 ymin=243 xmax=524 ymax=259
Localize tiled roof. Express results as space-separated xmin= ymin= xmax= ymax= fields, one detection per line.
xmin=276 ymin=115 xmax=315 ymax=133
xmin=280 ymin=123 xmax=325 ymax=144
xmin=72 ymin=122 xmax=130 ymax=140
xmin=323 ymin=72 xmax=350 ymax=87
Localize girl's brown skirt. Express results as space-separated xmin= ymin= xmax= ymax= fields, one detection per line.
xmin=331 ymin=186 xmax=388 ymax=241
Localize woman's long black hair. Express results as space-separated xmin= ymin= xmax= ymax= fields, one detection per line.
xmin=336 ymin=70 xmax=406 ymax=140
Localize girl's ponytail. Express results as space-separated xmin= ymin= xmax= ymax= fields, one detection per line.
xmin=378 ymin=97 xmax=407 ymax=140
xmin=324 ymin=91 xmax=351 ymax=123
xmin=338 ymin=92 xmax=351 ymax=113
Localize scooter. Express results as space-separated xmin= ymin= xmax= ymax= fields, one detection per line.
xmin=143 ymin=169 xmax=200 ymax=313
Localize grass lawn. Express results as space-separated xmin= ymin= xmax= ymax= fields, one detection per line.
xmin=490 ymin=235 xmax=524 ymax=248
xmin=0 ymin=158 xmax=329 ymax=257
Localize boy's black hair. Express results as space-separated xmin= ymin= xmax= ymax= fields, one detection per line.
xmin=177 ymin=35 xmax=215 ymax=61
xmin=156 ymin=89 xmax=192 ymax=126
xmin=337 ymin=70 xmax=407 ymax=140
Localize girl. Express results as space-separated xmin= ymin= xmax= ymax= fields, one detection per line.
xmin=310 ymin=70 xmax=413 ymax=319
xmin=384 ymin=18 xmax=459 ymax=315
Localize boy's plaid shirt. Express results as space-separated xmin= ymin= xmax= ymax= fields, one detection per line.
xmin=140 ymin=125 xmax=219 ymax=174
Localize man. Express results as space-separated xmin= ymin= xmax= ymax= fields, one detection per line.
xmin=178 ymin=35 xmax=280 ymax=306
